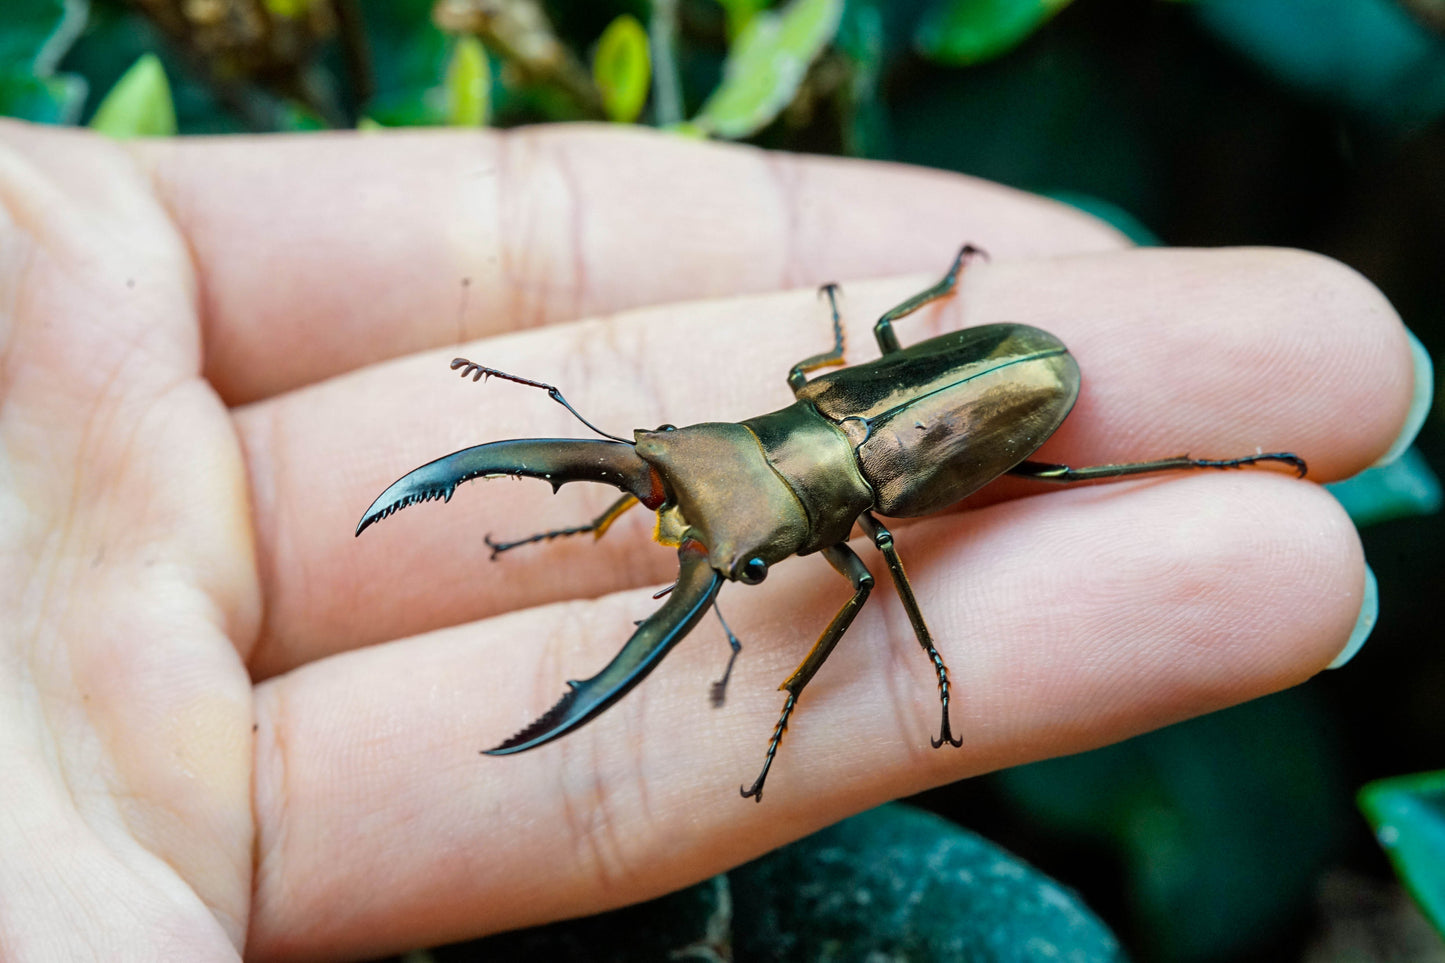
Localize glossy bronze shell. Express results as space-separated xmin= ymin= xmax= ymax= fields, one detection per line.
xmin=796 ymin=324 xmax=1081 ymax=517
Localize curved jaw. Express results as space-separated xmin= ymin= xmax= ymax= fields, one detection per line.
xmin=486 ymin=538 xmax=722 ymax=754
xmin=356 ymin=438 xmax=661 ymax=536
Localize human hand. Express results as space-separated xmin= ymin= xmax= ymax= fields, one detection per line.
xmin=0 ymin=120 xmax=1414 ymax=960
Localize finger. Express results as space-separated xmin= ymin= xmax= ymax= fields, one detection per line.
xmin=130 ymin=125 xmax=1125 ymax=404
xmin=238 ymin=246 xmax=1412 ymax=677
xmin=245 ymin=473 xmax=1362 ymax=960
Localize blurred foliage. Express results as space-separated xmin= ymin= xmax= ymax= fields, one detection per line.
xmin=592 ymin=14 xmax=650 ymax=122
xmin=1195 ymin=0 xmax=1445 ymax=130
xmin=444 ymin=35 xmax=490 ymax=126
xmin=3 ymin=0 xmax=1445 ymax=960
xmin=916 ymin=0 xmax=1075 ymax=66
xmin=691 ymin=0 xmax=842 ymax=137
xmin=1328 ymin=448 xmax=1444 ymax=529
xmin=88 ymin=51 xmax=175 ymax=134
xmin=1359 ymin=771 xmax=1445 ymax=937
xmin=991 ymin=692 xmax=1353 ymax=962
xmin=0 ymin=0 xmax=88 ymax=123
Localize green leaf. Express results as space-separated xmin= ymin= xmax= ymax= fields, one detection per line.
xmin=261 ymin=0 xmax=311 ymax=19
xmin=593 ymin=14 xmax=650 ymax=123
xmin=0 ymin=69 xmax=85 ymax=123
xmin=445 ymin=36 xmax=490 ymax=127
xmin=833 ymin=0 xmax=887 ymax=157
xmin=355 ymin=0 xmax=451 ymax=126
xmin=715 ymin=0 xmax=772 ymax=39
xmin=58 ymin=2 xmax=238 ymax=134
xmin=274 ymin=100 xmax=326 ymax=131
xmin=691 ymin=0 xmax=843 ymax=139
xmin=915 ymin=0 xmax=1073 ymax=66
xmin=0 ymin=0 xmax=87 ymax=74
xmin=88 ymin=52 xmax=175 ymax=137
xmin=0 ymin=0 xmax=88 ymax=125
xmin=1359 ymin=770 xmax=1445 ymax=937
xmin=1327 ymin=446 xmax=1443 ymax=528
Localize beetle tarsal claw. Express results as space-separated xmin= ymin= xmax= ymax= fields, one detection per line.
xmin=931 ymin=714 xmax=963 ymax=749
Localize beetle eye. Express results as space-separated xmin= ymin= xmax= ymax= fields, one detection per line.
xmin=738 ymin=557 xmax=769 ymax=584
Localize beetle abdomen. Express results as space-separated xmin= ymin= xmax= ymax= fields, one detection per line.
xmin=799 ymin=324 xmax=1081 ymax=517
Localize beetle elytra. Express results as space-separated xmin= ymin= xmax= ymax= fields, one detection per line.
xmin=357 ymin=246 xmax=1306 ymax=801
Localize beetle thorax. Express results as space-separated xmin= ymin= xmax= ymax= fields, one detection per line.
xmin=634 ymin=423 xmax=810 ymax=580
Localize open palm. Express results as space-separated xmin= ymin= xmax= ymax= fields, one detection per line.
xmin=0 ymin=120 xmax=1413 ymax=961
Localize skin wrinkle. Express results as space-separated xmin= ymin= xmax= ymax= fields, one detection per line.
xmin=594 ymin=694 xmax=672 ymax=899
xmin=236 ymin=402 xmax=278 ymax=669
xmin=0 ymin=214 xmax=31 ymax=387
xmin=561 ymin=319 xmax=627 ymax=440
xmin=763 ymin=151 xmax=807 ymax=291
xmin=24 ymin=375 xmax=121 ymax=823
xmin=69 ymin=387 xmax=161 ymax=782
xmin=496 ymin=131 xmax=578 ymax=331
xmin=452 ymin=276 xmax=470 ymax=350
xmin=247 ymin=682 xmax=287 ymax=957
xmin=513 ymin=603 xmax=657 ymax=901
xmin=118 ymin=140 xmax=210 ymax=372
xmin=493 ymin=130 xmax=525 ymax=332
xmin=551 ymin=726 xmax=613 ymax=903
xmin=239 ymin=403 xmax=284 ymax=673
xmin=587 ymin=724 xmax=633 ymax=897
xmin=600 ymin=312 xmax=671 ymax=452
xmin=554 ymin=139 xmax=590 ymax=327
xmin=632 ymin=704 xmax=656 ymax=835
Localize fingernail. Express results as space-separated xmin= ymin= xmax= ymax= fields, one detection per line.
xmin=1372 ymin=328 xmax=1433 ymax=468
xmin=1329 ymin=562 xmax=1378 ymax=669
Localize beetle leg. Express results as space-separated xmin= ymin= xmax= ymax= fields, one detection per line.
xmin=483 ymin=493 xmax=640 ymax=559
xmin=1009 ymin=451 xmax=1307 ymax=483
xmin=786 ymin=283 xmax=848 ymax=395
xmin=710 ymin=601 xmax=743 ymax=708
xmin=873 ymin=244 xmax=988 ymax=355
xmin=486 ymin=538 xmax=722 ymax=755
xmin=857 ymin=512 xmax=963 ymax=750
xmin=356 ymin=438 xmax=663 ymax=536
xmin=741 ymin=543 xmax=874 ymax=802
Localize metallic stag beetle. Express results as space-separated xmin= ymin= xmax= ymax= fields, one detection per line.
xmin=356 ymin=245 xmax=1306 ymax=801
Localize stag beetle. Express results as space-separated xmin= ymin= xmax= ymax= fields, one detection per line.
xmin=357 ymin=246 xmax=1306 ymax=801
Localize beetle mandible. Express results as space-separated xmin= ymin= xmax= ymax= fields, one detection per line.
xmin=356 ymin=245 xmax=1306 ymax=801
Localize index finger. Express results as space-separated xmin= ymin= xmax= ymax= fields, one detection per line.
xmin=130 ymin=126 xmax=1126 ymax=403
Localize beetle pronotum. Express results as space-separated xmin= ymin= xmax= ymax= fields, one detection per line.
xmin=357 ymin=246 xmax=1305 ymax=801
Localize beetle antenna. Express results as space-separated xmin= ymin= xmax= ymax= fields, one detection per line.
xmin=450 ymin=358 xmax=633 ymax=445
